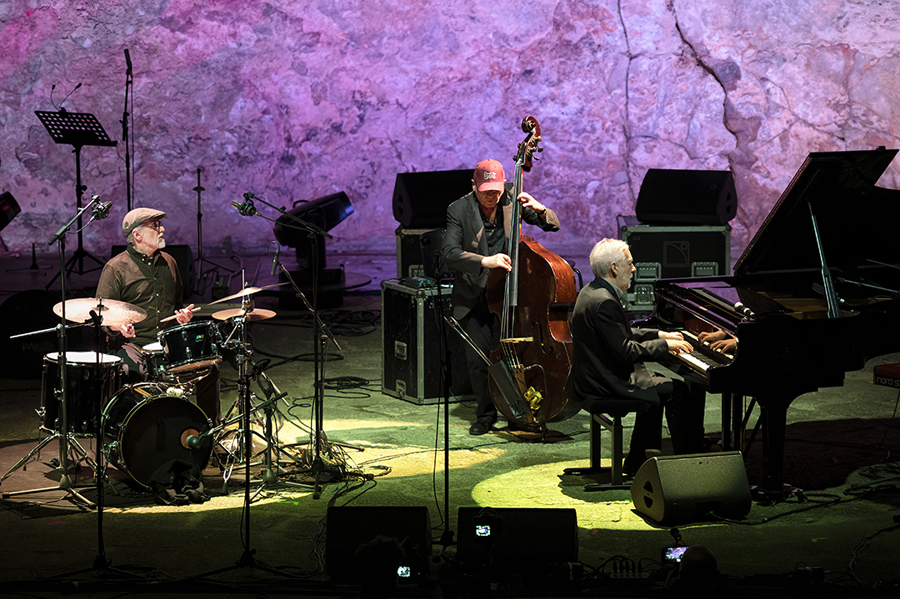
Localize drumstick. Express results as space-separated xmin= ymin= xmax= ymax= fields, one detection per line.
xmin=160 ymin=307 xmax=201 ymax=323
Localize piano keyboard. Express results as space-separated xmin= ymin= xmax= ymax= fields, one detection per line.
xmin=669 ymin=330 xmax=734 ymax=373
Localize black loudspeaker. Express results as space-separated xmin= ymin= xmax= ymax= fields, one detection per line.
xmin=112 ymin=244 xmax=195 ymax=298
xmin=325 ymin=506 xmax=431 ymax=582
xmin=456 ymin=507 xmax=578 ymax=575
xmin=636 ymin=169 xmax=737 ymax=225
xmin=630 ymin=451 xmax=751 ymax=524
xmin=392 ymin=169 xmax=473 ymax=228
xmin=0 ymin=191 xmax=21 ymax=231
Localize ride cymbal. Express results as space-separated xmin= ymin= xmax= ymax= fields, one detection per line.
xmin=208 ymin=282 xmax=289 ymax=306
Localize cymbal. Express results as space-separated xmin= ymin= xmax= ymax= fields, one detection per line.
xmin=53 ymin=297 xmax=147 ymax=326
xmin=208 ymin=282 xmax=289 ymax=306
xmin=212 ymin=308 xmax=276 ymax=322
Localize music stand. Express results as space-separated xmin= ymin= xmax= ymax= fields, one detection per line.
xmin=36 ymin=110 xmax=117 ymax=288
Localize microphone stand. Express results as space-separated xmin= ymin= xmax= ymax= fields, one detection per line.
xmin=193 ymin=168 xmax=235 ymax=286
xmin=122 ymin=49 xmax=133 ymax=212
xmin=232 ymin=193 xmax=361 ymax=499
xmin=1 ymin=199 xmax=104 ymax=503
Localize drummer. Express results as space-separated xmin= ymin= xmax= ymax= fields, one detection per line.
xmin=96 ymin=207 xmax=221 ymax=425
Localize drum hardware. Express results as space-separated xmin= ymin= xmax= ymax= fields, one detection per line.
xmin=2 ymin=201 xmax=133 ymax=511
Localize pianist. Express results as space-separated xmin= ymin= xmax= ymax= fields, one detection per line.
xmin=568 ymin=238 xmax=707 ymax=475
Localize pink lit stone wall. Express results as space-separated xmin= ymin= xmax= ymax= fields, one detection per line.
xmin=2 ymin=1 xmax=899 ymax=267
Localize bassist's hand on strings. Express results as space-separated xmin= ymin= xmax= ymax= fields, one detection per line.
xmin=517 ymin=191 xmax=547 ymax=216
xmin=482 ymin=253 xmax=512 ymax=272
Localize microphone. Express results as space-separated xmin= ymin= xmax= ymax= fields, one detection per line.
xmin=231 ymin=194 xmax=258 ymax=216
xmin=92 ymin=198 xmax=113 ymax=220
xmin=124 ymin=48 xmax=133 ymax=75
xmin=58 ymin=82 xmax=82 ymax=111
xmin=185 ymin=434 xmax=202 ymax=450
xmin=271 ymin=244 xmax=281 ymax=276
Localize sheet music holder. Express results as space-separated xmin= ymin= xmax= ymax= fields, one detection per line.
xmin=36 ymin=110 xmax=117 ymax=285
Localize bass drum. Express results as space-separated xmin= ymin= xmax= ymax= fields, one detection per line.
xmin=102 ymin=383 xmax=211 ymax=489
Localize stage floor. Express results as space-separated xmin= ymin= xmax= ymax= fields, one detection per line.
xmin=1 ymin=250 xmax=899 ymax=597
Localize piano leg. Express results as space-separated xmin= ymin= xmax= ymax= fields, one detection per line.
xmin=722 ymin=392 xmax=733 ymax=450
xmin=758 ymin=401 xmax=795 ymax=499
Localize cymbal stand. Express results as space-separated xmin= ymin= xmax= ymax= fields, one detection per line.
xmin=251 ymin=368 xmax=314 ymax=501
xmin=200 ymin=304 xmax=294 ymax=575
xmin=1 ymin=199 xmax=107 ymax=505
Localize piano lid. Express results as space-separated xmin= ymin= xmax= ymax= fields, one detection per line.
xmin=735 ymin=148 xmax=900 ymax=280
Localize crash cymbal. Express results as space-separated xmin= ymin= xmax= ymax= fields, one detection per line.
xmin=53 ymin=297 xmax=147 ymax=326
xmin=208 ymin=282 xmax=289 ymax=306
xmin=212 ymin=308 xmax=276 ymax=322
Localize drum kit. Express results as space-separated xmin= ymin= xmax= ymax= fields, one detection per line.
xmin=1 ymin=284 xmax=295 ymax=498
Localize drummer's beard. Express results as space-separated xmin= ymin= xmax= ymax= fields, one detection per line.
xmin=156 ymin=235 xmax=166 ymax=250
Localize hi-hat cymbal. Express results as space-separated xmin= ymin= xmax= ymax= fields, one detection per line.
xmin=208 ymin=282 xmax=289 ymax=306
xmin=212 ymin=308 xmax=276 ymax=322
xmin=53 ymin=297 xmax=147 ymax=326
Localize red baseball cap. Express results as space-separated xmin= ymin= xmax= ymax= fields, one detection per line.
xmin=473 ymin=159 xmax=506 ymax=193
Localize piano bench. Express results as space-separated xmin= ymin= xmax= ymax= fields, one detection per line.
xmin=563 ymin=400 xmax=648 ymax=491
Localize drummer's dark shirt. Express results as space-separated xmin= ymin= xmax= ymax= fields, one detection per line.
xmin=96 ymin=244 xmax=184 ymax=348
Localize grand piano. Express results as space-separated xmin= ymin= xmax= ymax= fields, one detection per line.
xmin=644 ymin=148 xmax=900 ymax=492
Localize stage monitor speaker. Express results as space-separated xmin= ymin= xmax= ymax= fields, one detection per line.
xmin=631 ymin=451 xmax=751 ymax=525
xmin=112 ymin=244 xmax=195 ymax=299
xmin=0 ymin=191 xmax=21 ymax=231
xmin=325 ymin=505 xmax=431 ymax=582
xmin=456 ymin=507 xmax=578 ymax=575
xmin=392 ymin=169 xmax=473 ymax=229
xmin=636 ymin=169 xmax=737 ymax=226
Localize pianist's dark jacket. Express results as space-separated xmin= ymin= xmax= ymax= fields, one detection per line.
xmin=568 ymin=276 xmax=672 ymax=408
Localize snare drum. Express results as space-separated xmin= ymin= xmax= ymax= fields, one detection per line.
xmin=102 ymin=382 xmax=211 ymax=488
xmin=41 ymin=351 xmax=122 ymax=435
xmin=157 ymin=321 xmax=221 ymax=373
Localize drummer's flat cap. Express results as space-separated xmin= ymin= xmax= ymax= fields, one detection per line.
xmin=122 ymin=208 xmax=166 ymax=237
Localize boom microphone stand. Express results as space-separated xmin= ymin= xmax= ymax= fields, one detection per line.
xmin=1 ymin=198 xmax=109 ymax=504
xmin=230 ymin=193 xmax=360 ymax=498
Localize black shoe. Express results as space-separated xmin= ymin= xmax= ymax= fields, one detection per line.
xmin=469 ymin=416 xmax=496 ymax=436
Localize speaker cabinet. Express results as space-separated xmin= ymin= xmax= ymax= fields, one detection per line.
xmin=456 ymin=507 xmax=578 ymax=574
xmin=0 ymin=191 xmax=21 ymax=231
xmin=392 ymin=169 xmax=473 ymax=228
xmin=636 ymin=169 xmax=737 ymax=226
xmin=112 ymin=244 xmax=195 ymax=298
xmin=325 ymin=506 xmax=431 ymax=582
xmin=631 ymin=452 xmax=751 ymax=524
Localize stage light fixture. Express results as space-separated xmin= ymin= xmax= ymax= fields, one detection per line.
xmin=273 ymin=191 xmax=353 ymax=271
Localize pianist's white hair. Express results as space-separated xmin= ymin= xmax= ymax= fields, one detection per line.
xmin=589 ymin=238 xmax=630 ymax=279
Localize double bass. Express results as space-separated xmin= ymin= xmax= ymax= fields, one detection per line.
xmin=485 ymin=116 xmax=580 ymax=430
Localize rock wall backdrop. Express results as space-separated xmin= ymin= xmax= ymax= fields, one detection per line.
xmin=2 ymin=0 xmax=899 ymax=269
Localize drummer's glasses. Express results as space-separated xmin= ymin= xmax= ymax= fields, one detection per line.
xmin=142 ymin=220 xmax=164 ymax=231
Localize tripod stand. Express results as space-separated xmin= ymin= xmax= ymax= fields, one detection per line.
xmin=36 ymin=110 xmax=117 ymax=289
